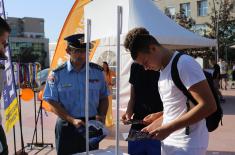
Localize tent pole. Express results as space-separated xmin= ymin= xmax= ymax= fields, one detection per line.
xmin=85 ymin=19 xmax=91 ymax=155
xmin=115 ymin=5 xmax=122 ymax=155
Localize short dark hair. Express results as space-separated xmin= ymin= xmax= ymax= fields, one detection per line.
xmin=124 ymin=27 xmax=149 ymax=51
xmin=130 ymin=34 xmax=161 ymax=60
xmin=0 ymin=17 xmax=11 ymax=35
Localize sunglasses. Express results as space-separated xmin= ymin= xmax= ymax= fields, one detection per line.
xmin=68 ymin=46 xmax=90 ymax=54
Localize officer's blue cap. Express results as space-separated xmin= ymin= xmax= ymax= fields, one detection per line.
xmin=64 ymin=34 xmax=93 ymax=49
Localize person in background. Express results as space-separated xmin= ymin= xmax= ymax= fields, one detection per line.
xmin=233 ymin=63 xmax=235 ymax=72
xmin=218 ymin=59 xmax=228 ymax=90
xmin=0 ymin=17 xmax=11 ymax=155
xmin=122 ymin=28 xmax=163 ymax=155
xmin=231 ymin=63 xmax=235 ymax=89
xmin=103 ymin=61 xmax=116 ymax=127
xmin=213 ymin=64 xmax=225 ymax=103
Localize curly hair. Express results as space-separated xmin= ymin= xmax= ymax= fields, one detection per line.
xmin=124 ymin=27 xmax=149 ymax=51
xmin=130 ymin=34 xmax=161 ymax=60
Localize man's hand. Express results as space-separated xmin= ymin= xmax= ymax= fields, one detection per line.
xmin=72 ymin=119 xmax=85 ymax=128
xmin=148 ymin=124 xmax=173 ymax=141
xmin=143 ymin=112 xmax=163 ymax=125
xmin=141 ymin=116 xmax=163 ymax=133
xmin=121 ymin=112 xmax=134 ymax=125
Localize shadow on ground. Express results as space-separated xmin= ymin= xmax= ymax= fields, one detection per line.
xmin=207 ymin=151 xmax=235 ymax=155
xmin=221 ymin=95 xmax=235 ymax=115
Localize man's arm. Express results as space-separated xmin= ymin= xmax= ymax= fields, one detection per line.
xmin=122 ymin=85 xmax=135 ymax=123
xmin=96 ymin=97 xmax=109 ymax=123
xmin=167 ymin=80 xmax=216 ymax=131
xmin=127 ymin=85 xmax=135 ymax=115
xmin=47 ymin=100 xmax=84 ymax=128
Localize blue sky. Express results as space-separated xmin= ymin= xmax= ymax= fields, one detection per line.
xmin=4 ymin=0 xmax=75 ymax=42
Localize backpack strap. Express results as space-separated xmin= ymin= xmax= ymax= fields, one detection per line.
xmin=171 ymin=52 xmax=197 ymax=135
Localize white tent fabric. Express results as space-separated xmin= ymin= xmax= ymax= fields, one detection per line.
xmin=85 ymin=0 xmax=217 ymax=49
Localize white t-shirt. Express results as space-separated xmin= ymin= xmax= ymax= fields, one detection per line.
xmin=159 ymin=52 xmax=208 ymax=149
xmin=0 ymin=69 xmax=3 ymax=125
xmin=218 ymin=61 xmax=228 ymax=74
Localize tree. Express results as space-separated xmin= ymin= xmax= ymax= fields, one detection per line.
xmin=165 ymin=7 xmax=212 ymax=59
xmin=206 ymin=0 xmax=235 ymax=61
xmin=38 ymin=50 xmax=48 ymax=69
xmin=12 ymin=47 xmax=39 ymax=63
xmin=165 ymin=7 xmax=196 ymax=30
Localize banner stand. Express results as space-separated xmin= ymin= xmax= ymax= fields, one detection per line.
xmin=16 ymin=93 xmax=28 ymax=155
xmin=13 ymin=126 xmax=17 ymax=154
xmin=14 ymin=63 xmax=53 ymax=152
xmin=27 ymin=98 xmax=53 ymax=153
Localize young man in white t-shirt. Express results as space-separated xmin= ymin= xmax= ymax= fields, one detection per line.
xmin=125 ymin=32 xmax=217 ymax=155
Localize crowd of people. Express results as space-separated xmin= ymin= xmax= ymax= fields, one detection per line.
xmin=0 ymin=15 xmax=233 ymax=155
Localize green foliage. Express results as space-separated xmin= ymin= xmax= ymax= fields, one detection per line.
xmin=206 ymin=0 xmax=235 ymax=60
xmin=12 ymin=47 xmax=39 ymax=63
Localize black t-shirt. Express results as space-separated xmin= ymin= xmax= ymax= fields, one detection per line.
xmin=129 ymin=63 xmax=163 ymax=130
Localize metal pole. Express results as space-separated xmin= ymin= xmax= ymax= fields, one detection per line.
xmin=115 ymin=6 xmax=122 ymax=155
xmin=13 ymin=126 xmax=17 ymax=154
xmin=33 ymin=90 xmax=38 ymax=143
xmin=85 ymin=19 xmax=91 ymax=155
xmin=216 ymin=15 xmax=219 ymax=63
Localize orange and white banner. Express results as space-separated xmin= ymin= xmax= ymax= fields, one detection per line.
xmin=50 ymin=0 xmax=100 ymax=70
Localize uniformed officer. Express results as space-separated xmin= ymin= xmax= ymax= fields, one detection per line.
xmin=43 ymin=34 xmax=109 ymax=155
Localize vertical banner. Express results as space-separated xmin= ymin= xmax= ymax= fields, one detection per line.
xmin=0 ymin=0 xmax=19 ymax=132
xmin=50 ymin=0 xmax=100 ymax=70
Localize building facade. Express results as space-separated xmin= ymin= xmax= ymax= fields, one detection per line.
xmin=7 ymin=17 xmax=49 ymax=68
xmin=154 ymin=0 xmax=235 ymax=35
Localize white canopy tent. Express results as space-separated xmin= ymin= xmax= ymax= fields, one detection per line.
xmin=83 ymin=0 xmax=217 ymax=154
xmin=85 ymin=0 xmax=216 ymax=49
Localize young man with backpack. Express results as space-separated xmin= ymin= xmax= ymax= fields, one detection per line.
xmin=125 ymin=31 xmax=218 ymax=155
xmin=122 ymin=28 xmax=163 ymax=155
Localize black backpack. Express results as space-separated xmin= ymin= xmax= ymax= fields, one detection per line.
xmin=171 ymin=52 xmax=223 ymax=134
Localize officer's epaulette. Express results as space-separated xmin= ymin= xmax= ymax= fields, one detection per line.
xmin=53 ymin=63 xmax=67 ymax=72
xmin=89 ymin=62 xmax=104 ymax=71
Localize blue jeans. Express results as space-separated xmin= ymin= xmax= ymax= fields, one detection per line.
xmin=128 ymin=139 xmax=161 ymax=155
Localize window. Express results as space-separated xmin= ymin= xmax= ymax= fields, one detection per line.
xmin=198 ymin=0 xmax=208 ymax=16
xmin=180 ymin=3 xmax=191 ymax=17
xmin=232 ymin=0 xmax=235 ymax=13
xmin=165 ymin=7 xmax=176 ymax=19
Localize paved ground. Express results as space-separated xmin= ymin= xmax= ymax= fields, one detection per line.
xmin=1 ymin=89 xmax=235 ymax=155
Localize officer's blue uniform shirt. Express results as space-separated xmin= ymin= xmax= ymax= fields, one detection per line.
xmin=43 ymin=61 xmax=109 ymax=118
